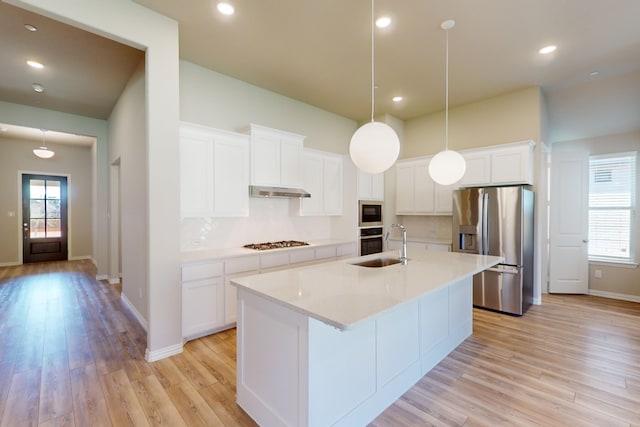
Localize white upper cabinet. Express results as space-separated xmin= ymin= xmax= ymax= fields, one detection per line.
xmin=459 ymin=140 xmax=535 ymax=187
xmin=246 ymin=124 xmax=305 ymax=188
xmin=395 ymin=157 xmax=453 ymax=215
xmin=357 ymin=170 xmax=385 ymax=201
xmin=180 ymin=122 xmax=249 ymax=218
xmin=296 ymin=149 xmax=343 ymax=216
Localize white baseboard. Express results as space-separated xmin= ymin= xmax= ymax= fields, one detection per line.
xmin=96 ymin=274 xmax=108 ymax=281
xmin=532 ymin=296 xmax=542 ymax=305
xmin=108 ymin=277 xmax=121 ymax=285
xmin=588 ymin=289 xmax=640 ymax=303
xmin=69 ymin=255 xmax=92 ymax=261
xmin=121 ymin=293 xmax=148 ymax=331
xmin=0 ymin=261 xmax=21 ymax=267
xmin=145 ymin=343 xmax=183 ymax=362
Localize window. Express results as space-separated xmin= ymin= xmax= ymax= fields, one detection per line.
xmin=588 ymin=152 xmax=636 ymax=262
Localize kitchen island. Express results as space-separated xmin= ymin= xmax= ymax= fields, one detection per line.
xmin=231 ymin=250 xmax=502 ymax=427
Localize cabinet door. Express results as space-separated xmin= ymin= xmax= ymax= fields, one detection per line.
xmin=357 ymin=171 xmax=384 ymax=201
xmin=252 ymin=132 xmax=281 ymax=186
xmin=491 ymin=144 xmax=533 ymax=185
xmin=182 ymin=277 xmax=224 ymax=338
xmin=434 ymin=183 xmax=454 ymax=214
xmin=225 ymin=272 xmax=257 ymax=325
xmin=322 ymin=155 xmax=343 ymax=215
xmin=280 ymin=137 xmax=303 ymax=187
xmin=413 ymin=160 xmax=434 ymax=214
xmin=300 ymin=153 xmax=324 ymax=215
xmin=213 ymin=136 xmax=249 ymax=217
xmin=371 ymin=173 xmax=385 ymax=201
xmin=460 ymin=151 xmax=491 ymax=187
xmin=180 ymin=132 xmax=213 ymax=217
xmin=395 ymin=162 xmax=415 ymax=214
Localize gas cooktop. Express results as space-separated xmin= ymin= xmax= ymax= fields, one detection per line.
xmin=243 ymin=240 xmax=309 ymax=251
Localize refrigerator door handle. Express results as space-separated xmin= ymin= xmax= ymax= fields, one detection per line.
xmin=481 ymin=192 xmax=489 ymax=255
xmin=486 ymin=266 xmax=520 ymax=275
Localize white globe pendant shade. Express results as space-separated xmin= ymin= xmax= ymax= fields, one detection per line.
xmin=350 ymin=121 xmax=400 ymax=174
xmin=428 ymin=149 xmax=466 ymax=185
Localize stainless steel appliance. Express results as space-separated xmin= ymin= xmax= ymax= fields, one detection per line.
xmin=358 ymin=200 xmax=383 ymax=227
xmin=243 ymin=240 xmax=309 ymax=250
xmin=360 ymin=227 xmax=383 ymax=256
xmin=452 ymin=186 xmax=534 ymax=315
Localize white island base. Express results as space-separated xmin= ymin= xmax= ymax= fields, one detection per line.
xmin=236 ymin=275 xmax=473 ymax=427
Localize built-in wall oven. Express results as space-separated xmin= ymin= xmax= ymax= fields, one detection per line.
xmin=360 ymin=227 xmax=384 ymax=256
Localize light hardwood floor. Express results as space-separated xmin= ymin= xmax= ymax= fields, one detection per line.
xmin=0 ymin=260 xmax=639 ymax=426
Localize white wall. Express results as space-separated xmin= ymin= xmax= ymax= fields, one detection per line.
xmin=11 ymin=0 xmax=183 ymax=361
xmin=108 ymin=58 xmax=148 ymax=320
xmin=0 ymin=137 xmax=93 ymax=265
xmin=0 ymin=100 xmax=107 ymax=270
xmin=179 ymin=61 xmax=359 ymax=250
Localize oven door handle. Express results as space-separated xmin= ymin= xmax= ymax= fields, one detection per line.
xmin=360 ymin=235 xmax=383 ymax=240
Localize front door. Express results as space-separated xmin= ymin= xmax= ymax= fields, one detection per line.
xmin=22 ymin=174 xmax=68 ymax=263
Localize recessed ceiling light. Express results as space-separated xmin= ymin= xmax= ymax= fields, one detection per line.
xmin=27 ymin=60 xmax=44 ymax=69
xmin=217 ymin=2 xmax=235 ymax=15
xmin=538 ymin=45 xmax=557 ymax=55
xmin=24 ymin=24 xmax=37 ymax=32
xmin=32 ymin=83 xmax=45 ymax=93
xmin=376 ymin=16 xmax=392 ymax=28
xmin=392 ymin=96 xmax=403 ymax=103
xmin=0 ymin=127 xmax=8 ymax=132
xmin=589 ymin=71 xmax=600 ymax=77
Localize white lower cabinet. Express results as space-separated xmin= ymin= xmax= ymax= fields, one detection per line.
xmin=387 ymin=239 xmax=451 ymax=252
xmin=181 ymin=261 xmax=224 ymax=340
xmin=182 ymin=242 xmax=357 ymax=340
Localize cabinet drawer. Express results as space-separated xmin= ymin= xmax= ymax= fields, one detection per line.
xmin=225 ymin=256 xmax=260 ymax=274
xmin=289 ymin=248 xmax=316 ymax=264
xmin=182 ymin=261 xmax=223 ymax=282
xmin=315 ymin=246 xmax=337 ymax=260
xmin=260 ymin=252 xmax=290 ymax=269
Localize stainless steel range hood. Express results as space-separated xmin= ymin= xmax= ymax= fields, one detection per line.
xmin=249 ymin=185 xmax=311 ymax=198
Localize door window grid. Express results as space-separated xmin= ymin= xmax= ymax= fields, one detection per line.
xmin=588 ymin=152 xmax=636 ymax=263
xmin=29 ymin=179 xmax=62 ymax=238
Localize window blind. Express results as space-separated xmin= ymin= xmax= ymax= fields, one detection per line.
xmin=588 ymin=152 xmax=636 ymax=261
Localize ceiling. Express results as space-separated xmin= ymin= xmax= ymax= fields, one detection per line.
xmin=1 ymin=0 xmax=640 ymax=143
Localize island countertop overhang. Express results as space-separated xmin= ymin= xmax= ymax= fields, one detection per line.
xmin=230 ymin=250 xmax=503 ymax=330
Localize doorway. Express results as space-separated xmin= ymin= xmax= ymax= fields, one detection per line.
xmin=22 ymin=174 xmax=68 ymax=263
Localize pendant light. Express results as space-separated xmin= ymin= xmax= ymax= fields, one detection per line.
xmin=428 ymin=19 xmax=466 ymax=186
xmin=349 ymin=0 xmax=400 ymax=174
xmin=33 ymin=129 xmax=55 ymax=159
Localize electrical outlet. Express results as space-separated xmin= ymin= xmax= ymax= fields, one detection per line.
xmin=594 ymin=269 xmax=602 ymax=279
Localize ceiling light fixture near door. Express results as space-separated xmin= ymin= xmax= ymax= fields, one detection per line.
xmin=539 ymin=45 xmax=557 ymax=55
xmin=349 ymin=0 xmax=400 ymax=175
xmin=428 ymin=19 xmax=466 ymax=186
xmin=217 ymin=2 xmax=235 ymax=15
xmin=27 ymin=60 xmax=44 ymax=69
xmin=376 ymin=16 xmax=392 ymax=28
xmin=32 ymin=83 xmax=45 ymax=93
xmin=33 ymin=129 xmax=55 ymax=159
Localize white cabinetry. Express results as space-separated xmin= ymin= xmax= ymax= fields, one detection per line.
xmin=395 ymin=157 xmax=453 ymax=215
xmin=180 ymin=123 xmax=249 ymax=218
xmin=459 ymin=140 xmax=535 ymax=187
xmin=357 ymin=170 xmax=384 ymax=201
xmin=181 ymin=261 xmax=224 ymax=340
xmin=224 ymin=256 xmax=260 ymax=325
xmin=297 ymin=149 xmax=343 ymax=216
xmin=387 ymin=239 xmax=451 ymax=252
xmin=246 ymin=123 xmax=305 ymax=188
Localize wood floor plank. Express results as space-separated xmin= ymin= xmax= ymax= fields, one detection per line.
xmin=130 ymin=375 xmax=188 ymax=427
xmin=69 ymin=364 xmax=111 ymax=427
xmin=2 ymin=260 xmax=640 ymax=427
xmin=0 ymin=368 xmax=41 ymax=427
xmin=99 ymin=368 xmax=150 ymax=427
xmin=166 ymin=381 xmax=224 ymax=427
xmin=38 ymin=351 xmax=73 ymax=424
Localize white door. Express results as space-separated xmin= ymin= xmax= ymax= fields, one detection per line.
xmin=549 ymin=151 xmax=589 ymax=293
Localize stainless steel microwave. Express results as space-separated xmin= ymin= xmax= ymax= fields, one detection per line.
xmin=358 ymin=200 xmax=383 ymax=227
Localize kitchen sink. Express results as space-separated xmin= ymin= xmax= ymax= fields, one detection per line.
xmin=351 ymin=257 xmax=405 ymax=268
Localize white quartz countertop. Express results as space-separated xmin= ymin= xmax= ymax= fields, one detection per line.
xmin=181 ymin=238 xmax=354 ymax=263
xmin=231 ymin=250 xmax=502 ymax=330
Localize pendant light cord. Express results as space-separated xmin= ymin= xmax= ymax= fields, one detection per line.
xmin=444 ymin=25 xmax=449 ymax=151
xmin=370 ymin=0 xmax=375 ymax=123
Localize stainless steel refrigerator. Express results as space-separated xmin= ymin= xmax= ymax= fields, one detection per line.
xmin=452 ymin=186 xmax=534 ymax=315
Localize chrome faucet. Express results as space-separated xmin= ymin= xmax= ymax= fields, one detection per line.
xmin=385 ymin=223 xmax=408 ymax=265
